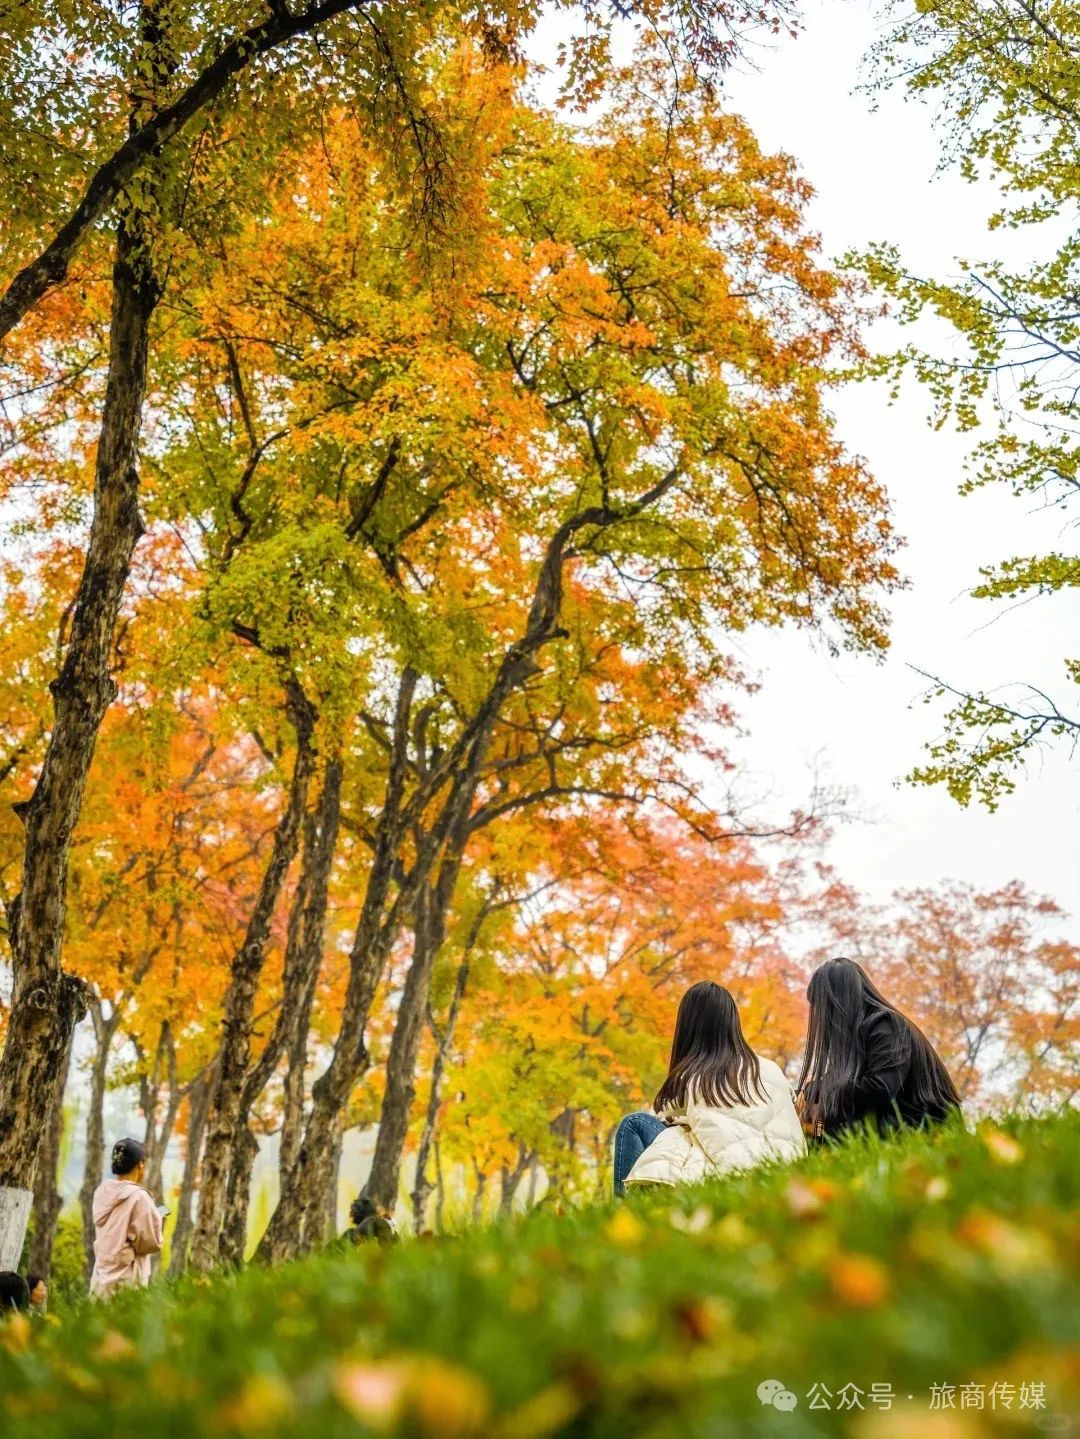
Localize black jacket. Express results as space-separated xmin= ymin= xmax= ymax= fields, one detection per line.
xmin=827 ymin=1009 xmax=955 ymax=1137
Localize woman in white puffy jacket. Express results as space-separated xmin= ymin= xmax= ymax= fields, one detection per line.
xmin=613 ymin=980 xmax=806 ymax=1195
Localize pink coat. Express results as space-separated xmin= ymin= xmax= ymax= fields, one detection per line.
xmin=89 ymin=1178 xmax=164 ymax=1299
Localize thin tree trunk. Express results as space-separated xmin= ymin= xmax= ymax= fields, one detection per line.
xmin=256 ymin=675 xmax=417 ymax=1266
xmin=217 ymin=754 xmax=341 ymax=1266
xmin=167 ymin=1067 xmax=212 ymax=1279
xmin=434 ymin=1139 xmax=446 ymax=1232
xmin=228 ymin=755 xmax=344 ymax=1263
xmin=366 ymin=823 xmax=470 ymax=1212
xmin=312 ymin=1125 xmax=343 ymax=1248
xmin=434 ymin=1139 xmax=446 ymax=1233
xmin=279 ymin=760 xmax=343 ymax=1185
xmin=471 ymin=1165 xmax=487 ymax=1226
xmin=0 ymin=7 xmax=169 ymax=1243
xmin=28 ymin=1037 xmax=72 ymax=1277
xmin=279 ymin=1023 xmax=309 ymax=1189
xmin=78 ymin=1001 xmax=122 ymax=1279
xmin=499 ymin=1143 xmax=532 ymax=1218
xmin=411 ymin=954 xmax=470 ymax=1231
xmin=268 ymin=1116 xmax=343 ymax=1257
xmin=365 ymin=887 xmax=447 ymax=1213
xmin=190 ymin=682 xmax=316 ymax=1269
xmin=141 ymin=1021 xmax=180 ymax=1197
xmin=219 ymin=1125 xmax=260 ymax=1267
xmin=346 ymin=541 xmax=584 ymax=1217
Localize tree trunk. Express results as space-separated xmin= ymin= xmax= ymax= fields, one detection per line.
xmin=279 ymin=759 xmax=343 ymax=1187
xmin=141 ymin=1021 xmax=181 ymax=1197
xmin=256 ymin=676 xmax=417 ymax=1266
xmin=411 ymin=955 xmax=470 ymax=1232
xmin=167 ymin=1067 xmax=212 ymax=1279
xmin=0 ymin=7 xmax=170 ymax=1248
xmin=471 ymin=1165 xmax=487 ymax=1226
xmin=279 ymin=1022 xmax=309 ymax=1190
xmin=434 ymin=1139 xmax=446 ymax=1233
xmin=189 ymin=683 xmax=316 ymax=1269
xmin=525 ymin=1153 xmax=540 ymax=1207
xmin=27 ymin=1037 xmax=72 ymax=1277
xmin=79 ymin=1002 xmax=121 ymax=1280
xmin=219 ymin=1124 xmax=260 ymax=1267
xmin=499 ymin=1144 xmax=532 ymax=1218
xmin=218 ymin=754 xmax=342 ymax=1266
xmin=364 ymin=899 xmax=444 ymax=1213
xmin=0 ymin=1188 xmax=32 ymax=1271
xmin=366 ymin=829 xmax=469 ymax=1212
xmin=256 ymin=1059 xmax=348 ymax=1263
xmin=351 ymin=591 xmax=561 ymax=1216
xmin=312 ymin=1125 xmax=343 ymax=1248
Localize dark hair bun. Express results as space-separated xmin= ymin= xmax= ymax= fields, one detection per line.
xmin=110 ymin=1137 xmax=146 ymax=1175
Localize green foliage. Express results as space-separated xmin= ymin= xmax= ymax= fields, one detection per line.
xmin=2 ymin=1111 xmax=1077 ymax=1435
xmin=18 ymin=1211 xmax=87 ymax=1312
xmin=908 ymin=677 xmax=1080 ymax=810
xmin=856 ymin=0 xmax=1080 ymax=803
xmin=45 ymin=1213 xmax=89 ymax=1311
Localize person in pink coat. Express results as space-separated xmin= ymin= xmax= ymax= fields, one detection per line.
xmin=89 ymin=1137 xmax=164 ymax=1300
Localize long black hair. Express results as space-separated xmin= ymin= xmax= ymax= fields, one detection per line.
xmin=654 ymin=981 xmax=766 ymax=1112
xmin=0 ymin=1272 xmax=30 ymax=1312
xmin=798 ymin=957 xmax=960 ymax=1128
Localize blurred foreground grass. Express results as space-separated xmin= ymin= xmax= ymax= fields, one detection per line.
xmin=2 ymin=1110 xmax=1077 ymax=1438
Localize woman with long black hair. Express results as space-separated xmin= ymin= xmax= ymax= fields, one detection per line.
xmin=797 ymin=957 xmax=961 ymax=1140
xmin=613 ymin=980 xmax=805 ymax=1194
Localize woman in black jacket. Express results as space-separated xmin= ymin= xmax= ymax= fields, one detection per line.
xmin=796 ymin=957 xmax=961 ymax=1140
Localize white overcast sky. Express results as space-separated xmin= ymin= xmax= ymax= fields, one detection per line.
xmin=534 ymin=0 xmax=1080 ymax=939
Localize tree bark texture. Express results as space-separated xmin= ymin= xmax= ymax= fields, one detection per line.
xmin=0 ymin=0 xmax=181 ymax=1235
xmin=78 ymin=1000 xmax=122 ymax=1279
xmin=256 ymin=676 xmax=416 ymax=1265
xmin=27 ymin=1037 xmax=72 ymax=1277
xmin=0 ymin=199 xmax=158 ymax=1204
xmin=218 ymin=754 xmax=342 ymax=1267
xmin=190 ymin=683 xmax=316 ymax=1269
xmin=141 ymin=1021 xmax=181 ymax=1197
xmin=167 ymin=1067 xmax=212 ymax=1279
xmin=411 ymin=953 xmax=470 ymax=1231
xmin=366 ymin=843 xmax=467 ymax=1212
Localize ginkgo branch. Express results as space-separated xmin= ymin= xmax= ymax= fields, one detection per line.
xmin=0 ymin=0 xmax=368 ymax=344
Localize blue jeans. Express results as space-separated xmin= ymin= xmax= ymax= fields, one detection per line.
xmin=613 ymin=1112 xmax=666 ymax=1196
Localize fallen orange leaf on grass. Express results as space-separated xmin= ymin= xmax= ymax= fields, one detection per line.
xmin=333 ymin=1356 xmax=490 ymax=1439
xmin=979 ymin=1127 xmax=1024 ymax=1166
xmin=94 ymin=1330 xmax=137 ymax=1364
xmin=785 ymin=1177 xmax=839 ymax=1218
xmin=333 ymin=1362 xmax=409 ymax=1432
xmin=830 ymin=1252 xmax=890 ymax=1308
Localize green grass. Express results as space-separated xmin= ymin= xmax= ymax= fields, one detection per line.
xmin=2 ymin=1112 xmax=1078 ymax=1438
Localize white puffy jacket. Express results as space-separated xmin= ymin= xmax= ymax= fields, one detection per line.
xmin=625 ymin=1057 xmax=806 ymax=1188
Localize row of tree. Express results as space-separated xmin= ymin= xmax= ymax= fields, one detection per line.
xmin=0 ymin=0 xmax=889 ymax=1270
xmin=0 ymin=0 xmax=805 ymax=1266
xmin=1 ymin=0 xmax=1076 ymax=1276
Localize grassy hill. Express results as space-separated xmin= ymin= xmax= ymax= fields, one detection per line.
xmin=2 ymin=1111 xmax=1077 ymax=1438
